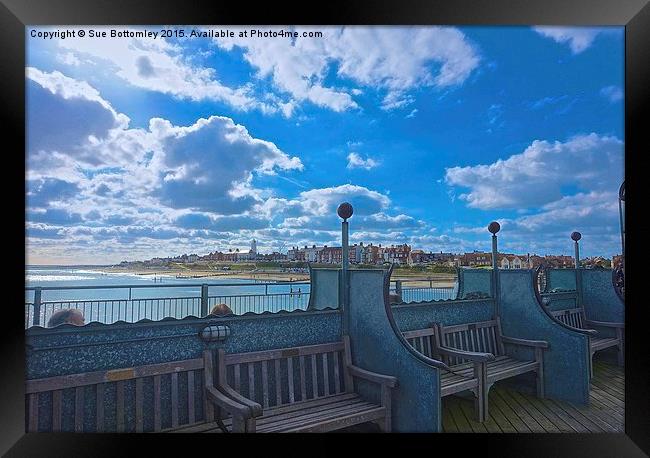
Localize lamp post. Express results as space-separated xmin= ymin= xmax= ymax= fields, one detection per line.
xmin=571 ymin=231 xmax=583 ymax=307
xmin=571 ymin=231 xmax=582 ymax=269
xmin=618 ymin=181 xmax=625 ymax=258
xmin=337 ymin=202 xmax=353 ymax=334
xmin=488 ymin=221 xmax=500 ymax=314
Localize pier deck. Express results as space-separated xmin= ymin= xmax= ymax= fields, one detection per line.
xmin=441 ymin=358 xmax=623 ymax=433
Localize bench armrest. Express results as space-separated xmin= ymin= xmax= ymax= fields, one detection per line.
xmin=205 ymin=385 xmax=253 ymax=418
xmin=347 ymin=364 xmax=398 ymax=388
xmin=584 ymin=319 xmax=625 ymax=329
xmin=501 ymin=335 xmax=549 ymax=349
xmin=436 ymin=345 xmax=495 ymax=362
xmin=216 ymin=382 xmax=263 ymax=417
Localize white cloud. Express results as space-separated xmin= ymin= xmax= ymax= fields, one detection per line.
xmin=533 ymin=26 xmax=601 ymax=54
xmin=151 ymin=115 xmax=303 ymax=213
xmin=445 ymin=133 xmax=624 ymax=210
xmin=43 ymin=27 xmax=277 ymax=114
xmin=600 ymin=85 xmax=623 ymax=103
xmin=347 ymin=152 xmax=380 ymax=170
xmin=214 ymin=26 xmax=480 ymax=112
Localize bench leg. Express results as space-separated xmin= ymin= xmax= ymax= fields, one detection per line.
xmin=232 ymin=416 xmax=249 ymax=433
xmin=535 ymin=348 xmax=545 ymax=399
xmin=617 ymin=329 xmax=624 ymax=366
xmin=378 ymin=384 xmax=392 ymax=432
xmin=473 ymin=362 xmax=488 ymax=422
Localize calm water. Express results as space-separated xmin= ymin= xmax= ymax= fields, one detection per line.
xmin=25 ymin=266 xmax=310 ymax=303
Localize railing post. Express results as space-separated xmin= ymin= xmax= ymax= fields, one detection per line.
xmin=488 ymin=222 xmax=501 ymax=315
xmin=201 ymin=284 xmax=209 ymax=317
xmin=337 ymin=202 xmax=353 ymax=335
xmin=32 ymin=287 xmax=42 ymax=327
xmin=395 ymin=280 xmax=403 ymax=298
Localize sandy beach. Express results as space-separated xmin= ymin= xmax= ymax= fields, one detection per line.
xmin=95 ymin=265 xmax=457 ymax=287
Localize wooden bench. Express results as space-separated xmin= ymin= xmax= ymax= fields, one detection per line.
xmin=174 ymin=335 xmax=398 ymax=433
xmin=549 ymin=307 xmax=624 ymax=371
xmin=403 ymin=318 xmax=548 ymax=422
xmin=25 ymin=357 xmax=208 ymax=432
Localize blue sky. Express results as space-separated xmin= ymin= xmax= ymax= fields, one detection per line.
xmin=25 ymin=26 xmax=624 ymax=264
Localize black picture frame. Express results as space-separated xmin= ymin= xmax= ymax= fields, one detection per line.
xmin=3 ymin=0 xmax=648 ymax=455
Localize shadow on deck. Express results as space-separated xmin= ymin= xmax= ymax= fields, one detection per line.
xmin=442 ymin=358 xmax=623 ymax=433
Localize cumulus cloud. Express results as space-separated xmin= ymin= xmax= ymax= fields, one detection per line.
xmin=600 ymin=85 xmax=623 ymax=103
xmin=152 ymin=115 xmax=303 ymax=213
xmin=215 ymin=26 xmax=480 ymax=112
xmin=44 ymin=27 xmax=276 ymax=113
xmin=533 ymin=26 xmax=601 ymax=54
xmin=27 ymin=68 xmax=130 ymax=167
xmin=445 ymin=133 xmax=624 ymax=209
xmin=347 ymin=152 xmax=380 ymax=170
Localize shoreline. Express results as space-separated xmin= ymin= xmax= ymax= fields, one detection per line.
xmin=91 ymin=266 xmax=457 ymax=287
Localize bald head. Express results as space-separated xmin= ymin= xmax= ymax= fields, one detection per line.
xmin=47 ymin=309 xmax=85 ymax=327
xmin=210 ymin=303 xmax=233 ymax=316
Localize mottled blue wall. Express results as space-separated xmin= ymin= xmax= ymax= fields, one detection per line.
xmin=25 ymin=310 xmax=342 ymax=432
xmin=346 ymin=270 xmax=441 ymax=432
xmin=498 ymin=270 xmax=590 ymax=404
xmin=580 ymin=269 xmax=625 ymax=338
xmin=26 ymin=310 xmax=342 ymax=379
xmin=539 ymin=291 xmax=578 ymax=312
xmin=547 ymin=269 xmax=577 ymax=291
xmin=457 ymin=268 xmax=493 ymax=298
xmin=392 ymin=299 xmax=495 ymax=331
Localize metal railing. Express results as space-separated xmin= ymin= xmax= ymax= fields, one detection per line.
xmin=389 ymin=278 xmax=458 ymax=303
xmin=25 ymin=281 xmax=311 ymax=328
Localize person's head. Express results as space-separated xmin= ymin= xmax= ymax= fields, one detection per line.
xmin=47 ymin=309 xmax=85 ymax=328
xmin=210 ymin=303 xmax=233 ymax=316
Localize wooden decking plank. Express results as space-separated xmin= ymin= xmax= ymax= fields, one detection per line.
xmin=523 ymin=394 xmax=575 ymax=433
xmin=586 ymin=395 xmax=624 ymax=429
xmin=483 ymin=396 xmax=518 ymax=433
xmin=505 ymin=389 xmax=561 ymax=433
xmin=492 ymin=387 xmax=546 ymax=433
xmin=447 ymin=397 xmax=474 ymax=432
xmin=537 ymin=398 xmax=590 ymax=433
xmin=590 ymin=388 xmax=625 ymax=414
xmin=441 ymin=401 xmax=460 ymax=432
xmin=547 ymin=399 xmax=603 ymax=433
xmin=457 ymin=398 xmax=489 ymax=433
xmin=590 ymin=380 xmax=625 ymax=405
xmin=488 ymin=388 xmax=533 ymax=432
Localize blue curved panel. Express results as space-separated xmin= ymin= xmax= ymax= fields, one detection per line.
xmin=498 ymin=270 xmax=590 ymax=404
xmin=346 ymin=269 xmax=441 ymax=432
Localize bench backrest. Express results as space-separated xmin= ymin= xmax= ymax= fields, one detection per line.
xmin=217 ymin=340 xmax=353 ymax=410
xmin=403 ymin=319 xmax=504 ymax=366
xmin=549 ymin=308 xmax=585 ymax=329
xmin=25 ymin=357 xmax=207 ymax=432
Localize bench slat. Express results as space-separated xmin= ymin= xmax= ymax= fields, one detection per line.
xmin=299 ymin=356 xmax=307 ymax=401
xmin=258 ymin=399 xmax=373 ymax=432
xmin=261 ymin=360 xmax=270 ymax=408
xmin=322 ymin=353 xmax=329 ymax=397
xmin=171 ymin=372 xmax=179 ymax=429
xmin=187 ymin=370 xmax=195 ymax=424
xmin=153 ymin=375 xmax=161 ymax=431
xmin=333 ymin=352 xmax=341 ymax=394
xmin=74 ymin=387 xmax=84 ymax=432
xmin=28 ymin=393 xmax=38 ymax=432
xmin=275 ymin=359 xmax=282 ymax=406
xmin=135 ymin=378 xmax=143 ymax=432
xmin=96 ymin=384 xmax=104 ymax=432
xmin=116 ymin=381 xmax=124 ymax=432
xmin=311 ymin=354 xmax=318 ymax=398
xmin=224 ymin=342 xmax=345 ymax=365
xmin=52 ymin=390 xmax=62 ymax=432
xmin=287 ymin=357 xmax=295 ymax=403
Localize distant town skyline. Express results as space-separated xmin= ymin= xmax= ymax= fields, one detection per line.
xmin=26 ymin=26 xmax=624 ymax=265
